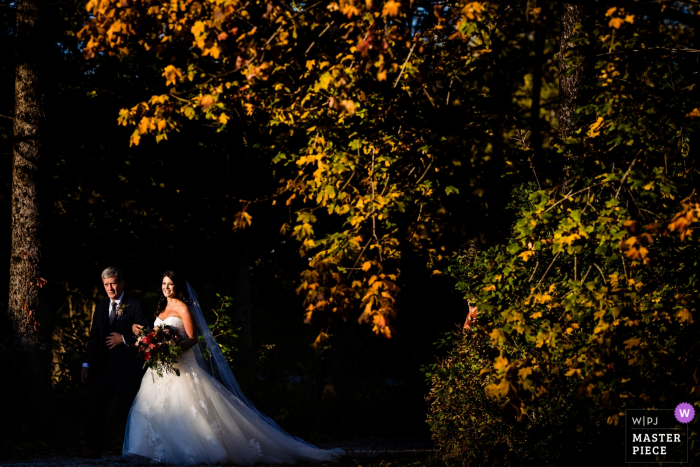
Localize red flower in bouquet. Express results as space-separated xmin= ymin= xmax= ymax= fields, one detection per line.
xmin=136 ymin=324 xmax=183 ymax=380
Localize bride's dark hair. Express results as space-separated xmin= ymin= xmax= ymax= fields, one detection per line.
xmin=156 ymin=270 xmax=191 ymax=316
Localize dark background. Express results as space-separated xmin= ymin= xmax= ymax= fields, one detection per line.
xmin=0 ymin=0 xmax=487 ymax=454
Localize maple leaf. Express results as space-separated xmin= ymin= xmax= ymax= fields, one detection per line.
xmin=204 ymin=45 xmax=221 ymax=59
xmin=191 ymin=21 xmax=205 ymax=37
xmin=312 ymin=331 xmax=330 ymax=350
xmin=624 ymin=337 xmax=641 ymax=349
xmin=609 ymin=17 xmax=625 ymax=29
xmin=518 ymin=250 xmax=535 ymax=262
xmin=129 ymin=129 xmax=141 ymax=147
xmin=382 ymin=0 xmax=400 ymax=17
xmin=340 ymin=0 xmax=360 ymax=17
xmin=162 ymin=65 xmax=182 ymax=86
xmin=587 ymin=116 xmax=604 ymax=137
xmin=463 ymin=2 xmax=484 ymax=20
xmin=233 ymin=211 xmax=253 ymax=231
xmin=687 ymin=108 xmax=700 ymax=119
xmin=200 ymin=95 xmax=214 ymax=110
xmin=340 ymin=100 xmax=356 ymax=114
xmin=677 ymin=309 xmax=694 ymax=324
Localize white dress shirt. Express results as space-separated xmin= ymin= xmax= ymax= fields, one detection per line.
xmin=82 ymin=292 xmax=126 ymax=368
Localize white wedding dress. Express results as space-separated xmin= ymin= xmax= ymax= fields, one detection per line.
xmin=123 ymin=316 xmax=344 ymax=465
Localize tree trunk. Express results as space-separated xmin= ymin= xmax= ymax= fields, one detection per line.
xmin=530 ymin=24 xmax=545 ymax=154
xmin=9 ymin=0 xmax=52 ymax=395
xmin=558 ymin=4 xmax=590 ymax=138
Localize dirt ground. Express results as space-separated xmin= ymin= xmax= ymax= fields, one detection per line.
xmin=0 ymin=436 xmax=436 ymax=467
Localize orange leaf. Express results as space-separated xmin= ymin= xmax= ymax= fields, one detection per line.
xmin=382 ymin=0 xmax=400 ymax=17
xmin=200 ymin=95 xmax=214 ymax=110
xmin=609 ymin=17 xmax=624 ymax=28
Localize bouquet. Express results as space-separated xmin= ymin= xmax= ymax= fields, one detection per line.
xmin=136 ymin=324 xmax=183 ymax=380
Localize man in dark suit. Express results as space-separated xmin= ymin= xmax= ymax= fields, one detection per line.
xmin=80 ymin=267 xmax=150 ymax=458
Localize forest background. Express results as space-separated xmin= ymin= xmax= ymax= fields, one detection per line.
xmin=0 ymin=0 xmax=699 ymax=465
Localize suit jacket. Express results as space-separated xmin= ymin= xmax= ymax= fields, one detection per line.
xmin=83 ymin=294 xmax=151 ymax=383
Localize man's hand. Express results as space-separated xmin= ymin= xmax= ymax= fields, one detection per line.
xmin=132 ymin=323 xmax=144 ymax=335
xmin=106 ymin=332 xmax=123 ymax=349
xmin=81 ymin=367 xmax=89 ymax=383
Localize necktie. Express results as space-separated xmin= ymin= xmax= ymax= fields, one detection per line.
xmin=110 ymin=302 xmax=117 ymax=324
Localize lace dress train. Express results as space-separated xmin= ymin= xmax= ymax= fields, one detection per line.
xmin=123 ymin=317 xmax=344 ymax=465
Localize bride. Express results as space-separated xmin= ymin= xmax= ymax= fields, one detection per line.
xmin=123 ymin=271 xmax=345 ymax=465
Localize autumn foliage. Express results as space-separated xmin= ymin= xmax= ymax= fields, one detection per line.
xmin=78 ymin=0 xmax=497 ymax=344
xmin=424 ymin=2 xmax=700 ymax=464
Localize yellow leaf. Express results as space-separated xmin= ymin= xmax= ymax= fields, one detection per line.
xmin=587 ymin=116 xmax=604 ymax=137
xmin=687 ymin=108 xmax=700 ymax=119
xmin=313 ymin=331 xmax=329 ymax=350
xmin=482 ymin=284 xmax=496 ymax=292
xmin=605 ymin=7 xmax=617 ymax=16
xmin=207 ymin=45 xmax=221 ymax=59
xmin=518 ymin=250 xmax=535 ymax=262
xmin=377 ymin=70 xmax=387 ymax=81
xmin=129 ymin=129 xmax=141 ymax=147
xmin=607 ymin=414 xmax=620 ymax=426
xmin=624 ymin=337 xmax=641 ymax=349
xmin=233 ymin=211 xmax=253 ymax=231
xmin=138 ymin=117 xmax=150 ymax=135
xmin=162 ymin=65 xmax=182 ymax=86
xmin=382 ymin=0 xmax=400 ymax=17
xmin=219 ymin=113 xmax=229 ymax=125
xmin=489 ymin=329 xmax=508 ymax=347
xmin=625 ymin=15 xmax=635 ymax=23
xmin=191 ymin=21 xmax=205 ymax=37
xmin=530 ymin=312 xmax=542 ymax=319
xmin=677 ymin=308 xmax=694 ymax=323
xmin=306 ymin=60 xmax=315 ymax=71
xmin=463 ymin=2 xmax=484 ymax=20
xmin=493 ymin=355 xmax=509 ymax=372
xmin=200 ymin=95 xmax=214 ymax=110
xmin=609 ymin=17 xmax=625 ymax=29
xmin=340 ymin=99 xmax=356 ymax=115
xmin=361 ymin=261 xmax=372 ymax=271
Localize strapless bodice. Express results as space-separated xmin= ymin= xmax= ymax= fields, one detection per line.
xmin=155 ymin=316 xmax=187 ymax=339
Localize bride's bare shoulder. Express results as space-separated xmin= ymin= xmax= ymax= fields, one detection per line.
xmin=174 ymin=300 xmax=191 ymax=318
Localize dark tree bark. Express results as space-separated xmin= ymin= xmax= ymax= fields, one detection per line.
xmin=9 ymin=0 xmax=54 ymax=395
xmin=530 ymin=24 xmax=545 ymax=154
xmin=558 ymin=4 xmax=590 ymax=138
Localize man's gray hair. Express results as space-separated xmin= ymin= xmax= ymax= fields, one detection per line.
xmin=101 ymin=266 xmax=124 ymax=282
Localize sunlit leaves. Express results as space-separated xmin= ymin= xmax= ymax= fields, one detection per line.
xmin=381 ymin=0 xmax=400 ymax=17
xmin=78 ymin=0 xmax=497 ymax=342
xmin=233 ymin=210 xmax=252 ymax=231
xmin=605 ymin=7 xmax=635 ymax=29
xmin=163 ymin=65 xmax=182 ymax=86
xmin=587 ymin=116 xmax=604 ymax=137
